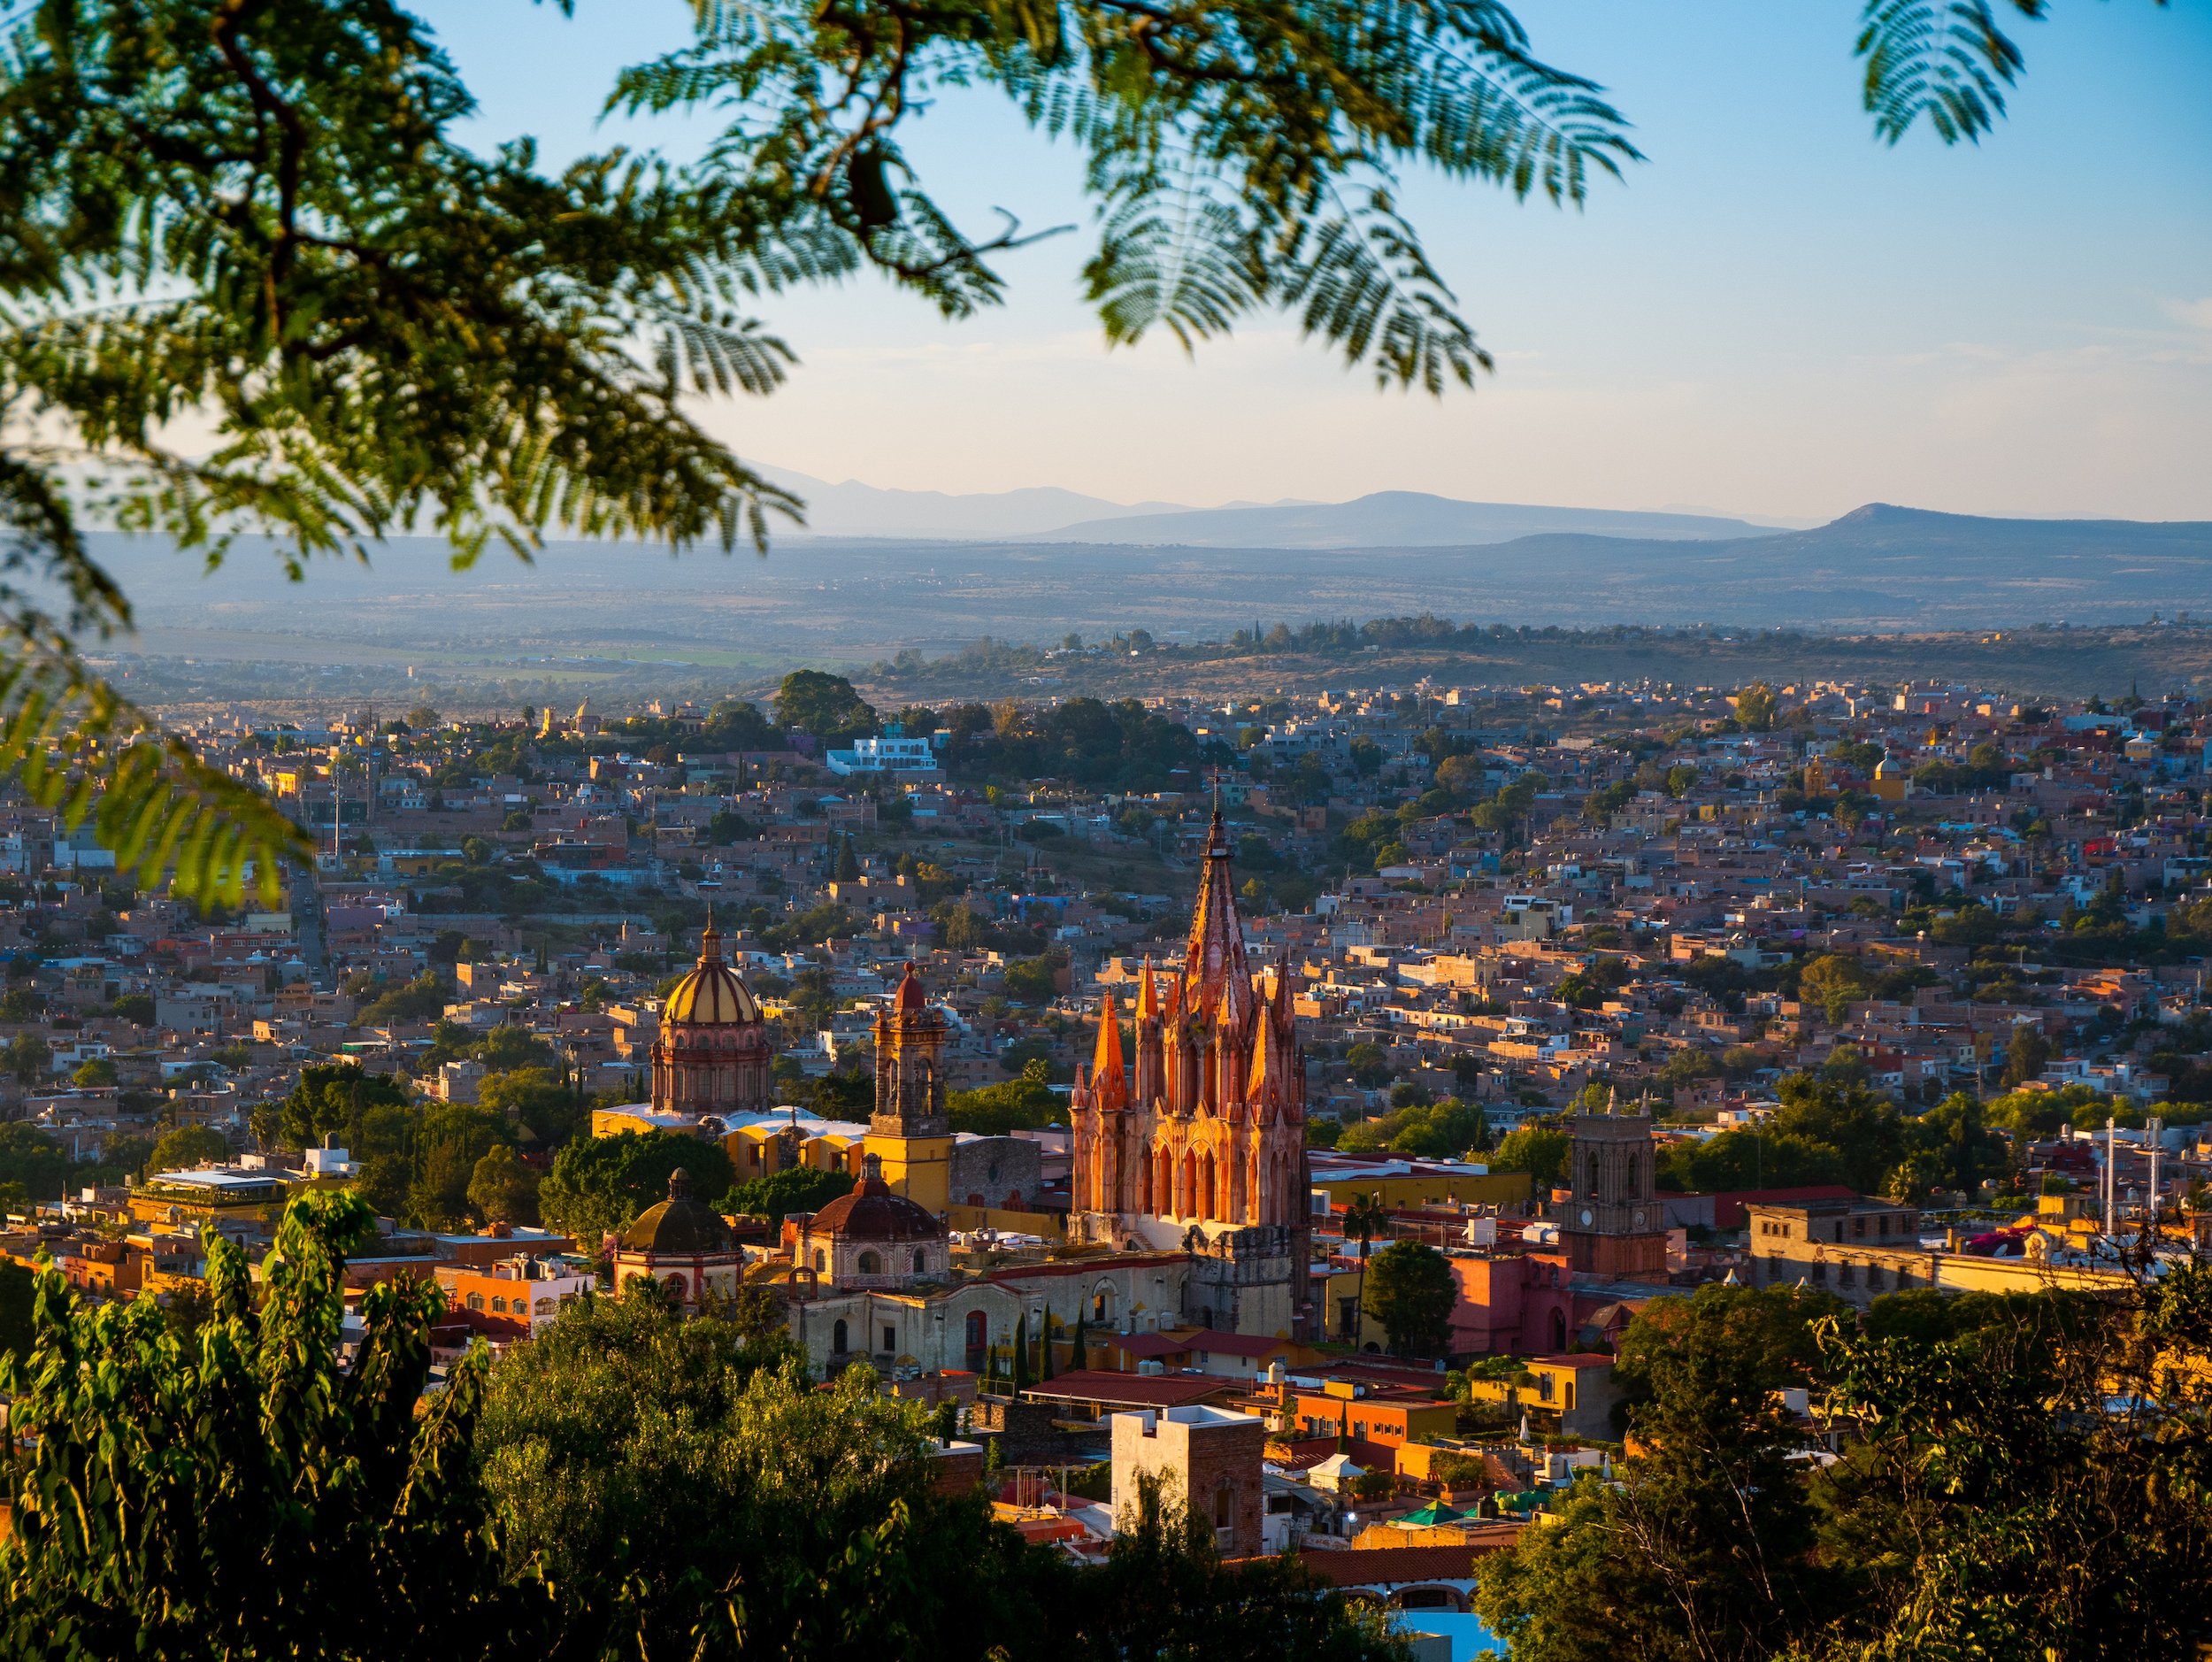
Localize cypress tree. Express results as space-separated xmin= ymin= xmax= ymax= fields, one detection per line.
xmin=1040 ymin=1316 xmax=1056 ymax=1381
xmin=1070 ymin=1314 xmax=1088 ymax=1371
xmin=1012 ymin=1314 xmax=1031 ymax=1392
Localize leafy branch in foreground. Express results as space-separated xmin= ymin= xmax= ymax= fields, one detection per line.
xmin=625 ymin=0 xmax=1641 ymax=394
xmin=1855 ymin=0 xmax=2166 ymax=145
xmin=0 ymin=637 xmax=308 ymax=908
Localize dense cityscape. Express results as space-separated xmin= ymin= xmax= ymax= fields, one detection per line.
xmin=0 ymin=660 xmax=2203 ymax=1655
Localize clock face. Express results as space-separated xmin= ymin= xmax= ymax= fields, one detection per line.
xmin=1633 ymin=1209 xmax=1647 ymax=1227
xmin=1578 ymin=1209 xmax=1593 ymax=1227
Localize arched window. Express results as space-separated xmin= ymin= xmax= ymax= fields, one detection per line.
xmin=858 ymin=1250 xmax=882 ymax=1274
xmin=1550 ymin=1308 xmax=1567 ymax=1351
xmin=833 ymin=1318 xmax=849 ymax=1354
xmin=664 ymin=1273 xmax=687 ymax=1301
xmin=911 ymin=1249 xmax=927 ymax=1273
xmin=813 ymin=1249 xmax=826 ymax=1271
xmin=1213 ymin=1481 xmax=1233 ymax=1527
xmin=466 ymin=1292 xmax=485 ymax=1312
xmin=489 ymin=1296 xmax=506 ymax=1313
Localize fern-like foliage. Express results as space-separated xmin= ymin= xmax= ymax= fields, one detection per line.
xmin=0 ymin=638 xmax=305 ymax=908
xmin=624 ymin=0 xmax=1642 ymax=392
xmin=1857 ymin=0 xmax=2045 ymax=143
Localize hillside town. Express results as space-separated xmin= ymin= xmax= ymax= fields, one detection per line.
xmin=0 ymin=666 xmax=2207 ymax=1623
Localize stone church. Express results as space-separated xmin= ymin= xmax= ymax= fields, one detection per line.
xmin=1066 ymin=806 xmax=1315 ymax=1338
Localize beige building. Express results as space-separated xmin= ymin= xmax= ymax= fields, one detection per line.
xmin=1110 ymin=1404 xmax=1267 ymax=1558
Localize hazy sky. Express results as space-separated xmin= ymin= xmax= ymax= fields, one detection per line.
xmin=418 ymin=0 xmax=2212 ymax=524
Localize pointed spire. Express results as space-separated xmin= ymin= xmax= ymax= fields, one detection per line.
xmin=1090 ymin=989 xmax=1127 ymax=1111
xmin=1182 ymin=799 xmax=1252 ymax=1028
xmin=1133 ymin=956 xmax=1158 ymax=1022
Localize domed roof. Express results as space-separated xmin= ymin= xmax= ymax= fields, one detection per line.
xmin=891 ymin=960 xmax=928 ymax=1014
xmin=808 ymin=1154 xmax=943 ymax=1243
xmin=620 ymin=1168 xmax=735 ymax=1255
xmin=664 ymin=926 xmax=761 ymax=1026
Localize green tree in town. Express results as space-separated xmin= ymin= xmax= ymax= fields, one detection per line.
xmin=478 ymin=1066 xmax=588 ymax=1150
xmin=1732 ymin=681 xmax=1778 ymax=732
xmin=1799 ymin=954 xmax=1875 ymax=1026
xmin=1362 ymin=1240 xmax=1455 ymax=1358
xmin=357 ymin=973 xmax=452 ymax=1027
xmin=536 ymin=1129 xmax=733 ymax=1243
xmin=148 ymin=1124 xmax=228 ymax=1173
xmin=2 ymin=1033 xmax=49 ymax=1084
xmin=466 ymin=1144 xmax=541 ymax=1227
xmin=776 ymin=672 xmax=878 ymax=746
xmin=0 ymin=1190 xmax=531 ymax=1660
xmin=479 ymin=1295 xmax=1046 ymax=1662
xmin=1489 ymin=1126 xmax=1570 ymax=1189
xmin=1476 ymin=1282 xmax=1844 ymax=1662
xmin=1807 ymin=1268 xmax=2212 ymax=1661
xmin=722 ymin=1164 xmax=856 ymax=1225
xmin=1340 ymin=1192 xmax=1391 ymax=1343
xmin=408 ymin=1105 xmax=515 ymax=1232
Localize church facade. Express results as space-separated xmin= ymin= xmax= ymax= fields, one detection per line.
xmin=1067 ymin=808 xmax=1314 ymax=1338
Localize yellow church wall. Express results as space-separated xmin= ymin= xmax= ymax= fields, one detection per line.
xmin=865 ymin=1132 xmax=953 ymax=1213
xmin=1311 ymin=1170 xmax=1531 ymax=1211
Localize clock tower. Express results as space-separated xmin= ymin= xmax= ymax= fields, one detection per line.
xmin=1557 ymin=1101 xmax=1670 ymax=1283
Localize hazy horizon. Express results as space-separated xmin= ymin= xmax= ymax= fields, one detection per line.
xmin=410 ymin=0 xmax=2212 ymax=527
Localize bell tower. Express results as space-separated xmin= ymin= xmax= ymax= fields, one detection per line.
xmin=864 ymin=963 xmax=955 ymax=1212
xmin=1556 ymin=1099 xmax=1670 ymax=1282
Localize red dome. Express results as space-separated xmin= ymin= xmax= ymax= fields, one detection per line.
xmin=893 ymin=962 xmax=927 ymax=1013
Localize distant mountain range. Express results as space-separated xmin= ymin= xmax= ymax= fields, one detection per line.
xmin=764 ymin=472 xmax=1777 ymax=544
xmin=759 ymin=468 xmax=1190 ymax=540
xmin=68 ymin=501 xmax=2212 ymax=682
xmin=1026 ymin=490 xmax=1775 ymax=547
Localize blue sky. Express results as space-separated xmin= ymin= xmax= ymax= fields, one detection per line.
xmin=415 ymin=0 xmax=2212 ymax=524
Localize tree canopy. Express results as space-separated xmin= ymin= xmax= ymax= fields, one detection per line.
xmin=1362 ymin=1239 xmax=1455 ymax=1358
xmin=537 ymin=1128 xmax=734 ymax=1243
xmin=0 ymin=1190 xmax=526 ymax=1660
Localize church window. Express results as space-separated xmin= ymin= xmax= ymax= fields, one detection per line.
xmin=813 ymin=1250 xmax=826 ymax=1272
xmin=883 ymin=1325 xmax=896 ymax=1352
xmin=912 ymin=1249 xmax=927 ymax=1273
xmin=833 ymin=1318 xmax=849 ymax=1353
xmin=858 ymin=1250 xmax=882 ymax=1274
xmin=664 ymin=1274 xmax=687 ymax=1300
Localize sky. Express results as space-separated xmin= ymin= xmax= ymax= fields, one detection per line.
xmin=414 ymin=0 xmax=2212 ymax=525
